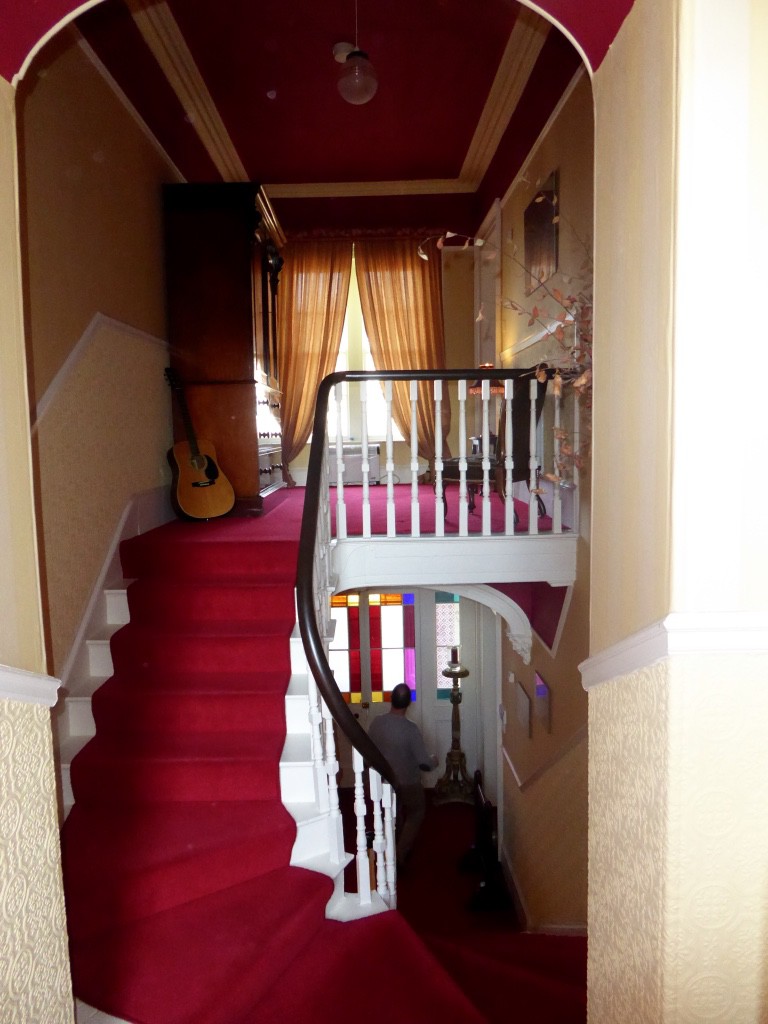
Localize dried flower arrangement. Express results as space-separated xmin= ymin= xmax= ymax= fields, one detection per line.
xmin=419 ymin=206 xmax=593 ymax=489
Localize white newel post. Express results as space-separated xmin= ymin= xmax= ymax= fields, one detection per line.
xmin=352 ymin=748 xmax=372 ymax=906
xmin=528 ymin=377 xmax=539 ymax=535
xmin=433 ymin=379 xmax=444 ymax=538
xmin=410 ymin=380 xmax=420 ymax=537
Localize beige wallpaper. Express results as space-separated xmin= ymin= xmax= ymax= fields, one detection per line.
xmin=0 ymin=80 xmax=46 ymax=675
xmin=587 ymin=662 xmax=669 ymax=1022
xmin=0 ymin=698 xmax=73 ymax=1023
xmin=18 ymin=29 xmax=176 ymax=402
xmin=18 ymin=30 xmax=178 ymax=672
xmin=503 ymin=736 xmax=587 ymax=928
xmin=590 ymin=0 xmax=676 ymax=652
xmin=36 ymin=320 xmax=171 ymax=671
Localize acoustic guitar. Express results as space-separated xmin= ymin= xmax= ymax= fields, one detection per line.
xmin=164 ymin=368 xmax=236 ymax=520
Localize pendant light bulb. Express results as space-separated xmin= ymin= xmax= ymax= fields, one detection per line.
xmin=337 ymin=49 xmax=378 ymax=105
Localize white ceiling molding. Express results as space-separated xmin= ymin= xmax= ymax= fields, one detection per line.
xmin=125 ymin=0 xmax=547 ymax=202
xmin=126 ymin=0 xmax=248 ymax=182
xmin=459 ymin=6 xmax=549 ymax=189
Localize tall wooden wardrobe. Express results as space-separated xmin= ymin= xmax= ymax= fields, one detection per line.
xmin=163 ymin=182 xmax=285 ymax=512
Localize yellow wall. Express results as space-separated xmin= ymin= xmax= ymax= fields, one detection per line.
xmin=590 ymin=0 xmax=675 ymax=653
xmin=0 ymin=79 xmax=46 ymax=675
xmin=495 ymin=71 xmax=593 ymax=929
xmin=18 ymin=30 xmax=178 ymax=671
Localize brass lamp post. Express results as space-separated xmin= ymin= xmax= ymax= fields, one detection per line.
xmin=433 ymin=647 xmax=474 ymax=805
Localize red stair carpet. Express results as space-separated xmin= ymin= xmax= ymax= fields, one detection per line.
xmin=61 ymin=486 xmax=584 ymax=1023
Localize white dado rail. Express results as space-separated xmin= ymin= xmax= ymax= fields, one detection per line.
xmin=0 ymin=663 xmax=61 ymax=706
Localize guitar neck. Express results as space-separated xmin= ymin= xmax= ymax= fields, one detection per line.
xmin=170 ymin=377 xmax=201 ymax=457
xmin=165 ymin=372 xmax=201 ymax=456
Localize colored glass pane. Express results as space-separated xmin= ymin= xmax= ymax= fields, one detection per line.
xmin=436 ymin=594 xmax=460 ymax=692
xmin=369 ymin=605 xmax=382 ymax=649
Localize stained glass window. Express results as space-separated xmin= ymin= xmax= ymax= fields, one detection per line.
xmin=329 ymin=592 xmax=415 ymax=703
xmin=435 ymin=592 xmax=461 ymax=699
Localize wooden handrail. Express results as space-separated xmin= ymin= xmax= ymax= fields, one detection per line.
xmin=295 ymin=366 xmax=553 ymax=791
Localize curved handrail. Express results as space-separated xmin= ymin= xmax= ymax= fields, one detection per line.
xmin=295 ymin=366 xmax=551 ymax=790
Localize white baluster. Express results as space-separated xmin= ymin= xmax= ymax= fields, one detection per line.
xmin=353 ymin=748 xmax=372 ymax=905
xmin=528 ymin=377 xmax=539 ymax=536
xmin=433 ymin=378 xmax=444 ymax=538
xmin=368 ymin=769 xmax=389 ymax=900
xmin=572 ymin=389 xmax=581 ymax=534
xmin=409 ymin=380 xmax=420 ymax=537
xmin=504 ymin=379 xmax=515 ymax=535
xmin=307 ymin=672 xmax=329 ymax=812
xmin=457 ymin=379 xmax=468 ymax=537
xmin=360 ymin=381 xmax=371 ymax=538
xmin=321 ymin=697 xmax=345 ymax=864
xmin=382 ymin=783 xmax=397 ymax=908
xmin=385 ymin=380 xmax=396 ymax=537
xmin=335 ymin=384 xmax=347 ymax=539
xmin=481 ymin=378 xmax=491 ymax=535
xmin=553 ymin=381 xmax=563 ymax=534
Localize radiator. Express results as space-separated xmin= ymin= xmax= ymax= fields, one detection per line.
xmin=327 ymin=444 xmax=381 ymax=485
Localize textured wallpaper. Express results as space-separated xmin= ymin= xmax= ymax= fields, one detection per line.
xmin=587 ymin=662 xmax=669 ymax=1022
xmin=36 ymin=318 xmax=171 ymax=671
xmin=588 ymin=650 xmax=768 ymax=1023
xmin=0 ymin=699 xmax=73 ymax=1023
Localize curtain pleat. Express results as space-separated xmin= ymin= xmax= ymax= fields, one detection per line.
xmin=278 ymin=240 xmax=352 ymax=483
xmin=354 ymin=239 xmax=451 ymax=464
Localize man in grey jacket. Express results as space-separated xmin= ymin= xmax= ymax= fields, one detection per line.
xmin=369 ymin=683 xmax=437 ymax=866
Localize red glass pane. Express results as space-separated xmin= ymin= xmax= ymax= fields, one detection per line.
xmin=349 ymin=650 xmax=362 ymax=694
xmin=403 ymin=604 xmax=415 ymax=648
xmin=348 ymin=606 xmax=360 ymax=651
xmin=369 ymin=605 xmax=381 ymax=650
xmin=370 ymin=648 xmax=383 ymax=694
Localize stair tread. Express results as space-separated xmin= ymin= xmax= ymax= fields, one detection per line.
xmin=74 ymin=730 xmax=285 ymax=761
xmin=69 ymin=867 xmax=332 ymax=1024
xmin=63 ymin=799 xmax=295 ymax=875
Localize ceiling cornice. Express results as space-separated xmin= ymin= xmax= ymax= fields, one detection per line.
xmin=459 ymin=6 xmax=549 ymax=188
xmin=125 ymin=0 xmax=549 ymax=204
xmin=126 ymin=0 xmax=247 ymax=182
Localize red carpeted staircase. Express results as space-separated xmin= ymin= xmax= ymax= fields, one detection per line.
xmin=61 ymin=488 xmax=586 ymax=1023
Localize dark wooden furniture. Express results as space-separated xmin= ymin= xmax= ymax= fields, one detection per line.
xmin=163 ymin=182 xmax=285 ymax=510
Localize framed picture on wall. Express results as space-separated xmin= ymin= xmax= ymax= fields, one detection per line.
xmin=524 ymin=170 xmax=559 ymax=295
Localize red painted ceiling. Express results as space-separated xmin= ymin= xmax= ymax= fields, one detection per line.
xmin=5 ymin=0 xmax=634 ymax=236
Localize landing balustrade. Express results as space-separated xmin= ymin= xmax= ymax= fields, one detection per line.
xmin=296 ymin=368 xmax=579 ymax=915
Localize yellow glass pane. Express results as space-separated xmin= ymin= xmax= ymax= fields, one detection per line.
xmin=331 ymin=595 xmax=347 ymax=608
xmin=349 ymin=692 xmax=363 ymax=704
xmin=369 ymin=594 xmax=381 ymax=606
xmin=371 ymin=692 xmax=384 ymax=703
xmin=380 ymin=594 xmax=403 ymax=606
xmin=348 ymin=594 xmax=360 ymax=607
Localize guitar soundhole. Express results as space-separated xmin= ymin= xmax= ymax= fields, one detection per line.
xmin=190 ymin=454 xmax=221 ymax=485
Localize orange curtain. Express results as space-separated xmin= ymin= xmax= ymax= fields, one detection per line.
xmin=278 ymin=240 xmax=352 ymax=483
xmin=354 ymin=238 xmax=451 ymax=463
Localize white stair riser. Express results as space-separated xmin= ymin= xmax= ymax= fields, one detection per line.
xmin=290 ymin=636 xmax=307 ymax=674
xmin=105 ymin=589 xmax=130 ymax=625
xmin=290 ymin=814 xmax=331 ymax=863
xmin=87 ymin=639 xmax=113 ymax=677
xmin=285 ymin=695 xmax=311 ymax=734
xmin=279 ymin=761 xmax=316 ymax=803
xmin=65 ymin=697 xmax=95 ymax=740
